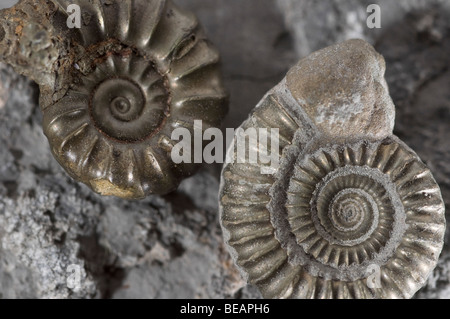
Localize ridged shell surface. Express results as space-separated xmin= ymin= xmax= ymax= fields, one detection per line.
xmin=219 ymin=40 xmax=445 ymax=299
xmin=41 ymin=0 xmax=227 ymax=198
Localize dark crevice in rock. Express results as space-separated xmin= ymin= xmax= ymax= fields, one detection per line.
xmin=43 ymin=209 xmax=56 ymax=224
xmin=167 ymin=237 xmax=186 ymax=259
xmin=164 ymin=191 xmax=198 ymax=213
xmin=30 ymin=165 xmax=53 ymax=177
xmin=77 ymin=234 xmax=125 ymax=299
xmin=0 ymin=25 xmax=5 ymax=42
xmin=152 ymin=227 xmax=186 ymax=261
xmin=233 ymin=287 xmax=243 ymax=299
xmin=273 ymin=30 xmax=294 ymax=52
xmin=3 ymin=180 xmax=18 ymax=198
xmin=226 ymin=72 xmax=286 ymax=84
xmin=9 ymin=148 xmax=23 ymax=162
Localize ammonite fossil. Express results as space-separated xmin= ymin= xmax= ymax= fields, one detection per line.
xmin=219 ymin=39 xmax=446 ymax=299
xmin=0 ymin=0 xmax=227 ymax=199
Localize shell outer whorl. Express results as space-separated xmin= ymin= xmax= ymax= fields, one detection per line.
xmin=219 ymin=40 xmax=445 ymax=299
xmin=35 ymin=0 xmax=228 ymax=198
xmin=271 ymin=141 xmax=409 ymax=283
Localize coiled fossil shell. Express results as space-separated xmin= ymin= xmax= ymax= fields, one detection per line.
xmin=0 ymin=0 xmax=227 ymax=199
xmin=219 ymin=39 xmax=446 ymax=299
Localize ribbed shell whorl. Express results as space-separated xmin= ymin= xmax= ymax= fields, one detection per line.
xmin=42 ymin=0 xmax=227 ymax=198
xmin=219 ymin=39 xmax=445 ymax=299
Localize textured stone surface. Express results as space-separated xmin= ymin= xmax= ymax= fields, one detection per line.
xmin=286 ymin=39 xmax=395 ymax=140
xmin=0 ymin=0 xmax=449 ymax=299
xmin=276 ymin=0 xmax=450 ymax=58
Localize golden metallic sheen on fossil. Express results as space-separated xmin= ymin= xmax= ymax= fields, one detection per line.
xmin=219 ymin=39 xmax=446 ymax=299
xmin=0 ymin=0 xmax=228 ymax=199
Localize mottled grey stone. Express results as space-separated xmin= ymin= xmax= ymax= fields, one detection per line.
xmin=286 ymin=39 xmax=395 ymax=140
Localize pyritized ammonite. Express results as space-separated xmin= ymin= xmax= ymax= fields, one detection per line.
xmin=0 ymin=0 xmax=228 ymax=199
xmin=219 ymin=39 xmax=446 ymax=299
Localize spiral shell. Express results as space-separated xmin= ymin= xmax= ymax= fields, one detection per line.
xmin=1 ymin=0 xmax=227 ymax=199
xmin=219 ymin=39 xmax=445 ymax=299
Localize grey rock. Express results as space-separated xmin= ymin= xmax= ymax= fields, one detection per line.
xmin=276 ymin=0 xmax=450 ymax=57
xmin=0 ymin=191 xmax=97 ymax=298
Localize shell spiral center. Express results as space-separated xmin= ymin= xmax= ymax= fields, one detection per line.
xmin=329 ymin=189 xmax=374 ymax=234
xmin=92 ymin=77 xmax=144 ymax=124
xmin=88 ymin=54 xmax=170 ymax=143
